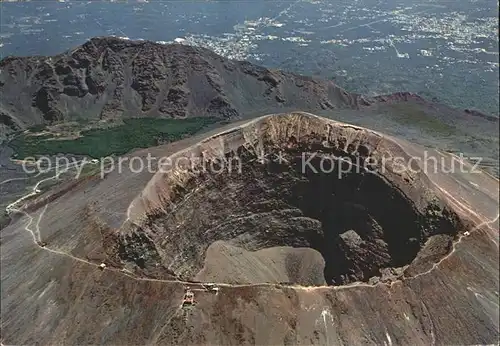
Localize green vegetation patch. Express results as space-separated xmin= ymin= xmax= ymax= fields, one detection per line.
xmin=11 ymin=117 xmax=221 ymax=159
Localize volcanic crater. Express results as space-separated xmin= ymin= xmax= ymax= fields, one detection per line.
xmin=117 ymin=112 xmax=466 ymax=286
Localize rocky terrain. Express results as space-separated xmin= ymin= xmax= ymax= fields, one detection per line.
xmin=0 ymin=36 xmax=368 ymax=135
xmin=1 ymin=112 xmax=498 ymax=345
xmin=0 ymin=37 xmax=499 ymax=345
xmin=2 ymin=37 xmax=498 ymax=173
xmin=2 ymin=37 xmax=497 ymax=174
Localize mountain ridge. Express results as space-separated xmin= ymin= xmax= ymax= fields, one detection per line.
xmin=2 ymin=36 xmax=496 ymax=137
xmin=0 ymin=36 xmax=366 ymax=131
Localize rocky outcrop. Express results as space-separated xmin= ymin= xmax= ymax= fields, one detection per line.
xmin=0 ymin=37 xmax=366 ymax=128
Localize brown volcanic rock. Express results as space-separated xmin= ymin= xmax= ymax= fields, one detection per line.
xmin=0 ymin=37 xmax=365 ymax=129
xmin=119 ymin=113 xmax=479 ymax=285
xmin=194 ymin=242 xmax=327 ymax=286
xmin=1 ymin=112 xmax=498 ymax=345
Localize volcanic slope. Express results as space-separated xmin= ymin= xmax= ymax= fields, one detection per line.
xmin=0 ymin=36 xmax=365 ymax=133
xmin=1 ymin=112 xmax=498 ymax=345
